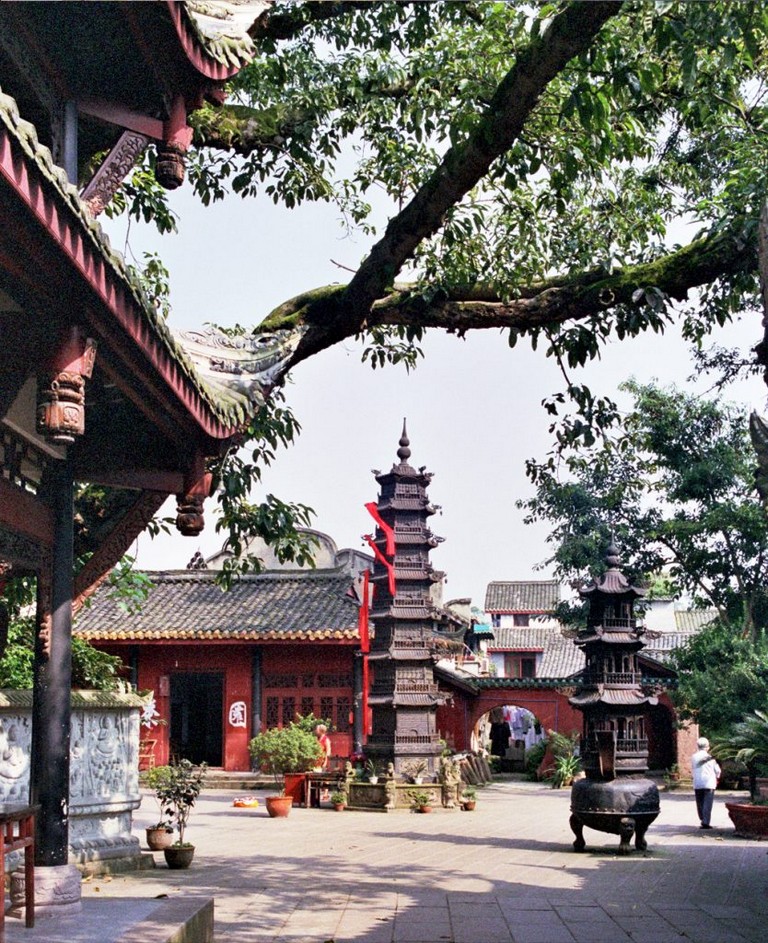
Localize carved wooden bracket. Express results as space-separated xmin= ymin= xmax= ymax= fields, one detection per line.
xmin=72 ymin=490 xmax=167 ymax=615
xmin=36 ymin=327 xmax=97 ymax=445
xmin=81 ymin=130 xmax=149 ymax=217
xmin=175 ymin=452 xmax=212 ymax=536
xmin=157 ymin=94 xmax=194 ymax=190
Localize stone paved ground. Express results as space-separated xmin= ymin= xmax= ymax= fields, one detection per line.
xmin=5 ymin=779 xmax=768 ymax=942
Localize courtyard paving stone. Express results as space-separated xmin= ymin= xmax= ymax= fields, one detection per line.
xmin=4 ymin=779 xmax=768 ymax=942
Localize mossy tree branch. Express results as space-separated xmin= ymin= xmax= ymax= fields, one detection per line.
xmin=255 ymin=226 xmax=756 ymax=372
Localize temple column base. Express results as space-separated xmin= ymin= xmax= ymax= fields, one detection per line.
xmin=10 ymin=864 xmax=82 ymax=918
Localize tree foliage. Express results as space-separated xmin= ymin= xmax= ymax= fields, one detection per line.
xmin=0 ymin=613 xmax=123 ymax=691
xmin=520 ymin=382 xmax=768 ymax=640
xmin=101 ymin=1 xmax=768 ymax=582
xmin=182 ymin=1 xmax=768 ymax=369
xmin=670 ymin=622 xmax=768 ymax=737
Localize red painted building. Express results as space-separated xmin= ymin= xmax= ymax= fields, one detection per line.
xmin=75 ymin=564 xmax=366 ymax=771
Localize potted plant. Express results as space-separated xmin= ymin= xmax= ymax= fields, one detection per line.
xmin=330 ymin=790 xmax=346 ymax=811
xmin=403 ymin=759 xmax=428 ymax=784
xmin=151 ymin=759 xmax=207 ymax=868
xmin=143 ymin=764 xmax=175 ymax=850
xmin=714 ymin=710 xmax=768 ymax=839
xmin=409 ymin=789 xmax=433 ymax=813
xmin=249 ymin=722 xmax=324 ymax=817
xmin=546 ymin=730 xmax=582 ymax=788
xmin=460 ymin=786 xmax=477 ymax=811
xmin=364 ymin=759 xmax=379 ymax=785
xmin=663 ymin=763 xmax=681 ymax=789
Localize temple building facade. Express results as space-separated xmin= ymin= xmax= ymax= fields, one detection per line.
xmin=75 ymin=531 xmax=372 ymax=771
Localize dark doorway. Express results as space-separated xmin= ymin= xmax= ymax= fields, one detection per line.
xmin=647 ymin=703 xmax=675 ymax=771
xmin=170 ymin=672 xmax=223 ymax=766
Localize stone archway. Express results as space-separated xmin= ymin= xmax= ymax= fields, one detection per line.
xmin=465 ymin=687 xmax=583 ymax=772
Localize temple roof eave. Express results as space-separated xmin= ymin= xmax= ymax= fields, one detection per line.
xmin=167 ymin=1 xmax=261 ymax=80
xmin=568 ymin=688 xmax=659 ymax=708
xmin=0 ymin=86 xmax=255 ymax=442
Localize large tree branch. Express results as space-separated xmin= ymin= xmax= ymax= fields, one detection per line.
xmin=189 ymin=102 xmax=315 ymax=155
xmin=283 ymin=1 xmax=623 ymax=365
xmin=259 ymin=226 xmax=754 ymax=368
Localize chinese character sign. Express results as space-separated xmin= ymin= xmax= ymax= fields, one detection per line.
xmin=228 ymin=701 xmax=247 ymax=728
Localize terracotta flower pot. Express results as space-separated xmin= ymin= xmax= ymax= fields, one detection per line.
xmin=146 ymin=826 xmax=174 ymax=851
xmin=461 ymin=800 xmax=476 ymax=811
xmin=416 ymin=805 xmax=432 ymax=813
xmin=725 ymin=802 xmax=768 ymax=839
xmin=332 ymin=803 xmax=346 ymax=812
xmin=266 ymin=795 xmax=294 ymax=818
xmin=164 ymin=844 xmax=195 ymax=869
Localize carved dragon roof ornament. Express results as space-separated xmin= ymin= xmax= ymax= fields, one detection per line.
xmin=172 ymin=326 xmax=306 ymax=407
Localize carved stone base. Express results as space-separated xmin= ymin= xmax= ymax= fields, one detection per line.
xmin=10 ymin=863 xmax=82 ymax=918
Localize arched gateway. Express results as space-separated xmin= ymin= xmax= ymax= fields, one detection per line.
xmin=436 ymin=671 xmax=679 ymax=772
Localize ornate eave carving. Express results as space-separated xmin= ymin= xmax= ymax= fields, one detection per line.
xmin=81 ymin=131 xmax=150 ymax=217
xmin=173 ymin=326 xmax=305 ymax=406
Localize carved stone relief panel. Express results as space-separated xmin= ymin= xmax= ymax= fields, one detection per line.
xmin=0 ymin=713 xmax=32 ymax=803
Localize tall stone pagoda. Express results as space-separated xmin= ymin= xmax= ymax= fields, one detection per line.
xmin=365 ymin=422 xmax=448 ymax=779
xmin=568 ymin=542 xmax=661 ymax=853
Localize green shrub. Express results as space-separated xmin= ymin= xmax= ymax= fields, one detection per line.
xmin=524 ymin=741 xmax=548 ymax=780
xmin=249 ymin=723 xmax=323 ymax=791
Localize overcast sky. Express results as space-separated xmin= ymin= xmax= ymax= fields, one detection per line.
xmin=103 ymin=175 xmax=768 ymax=611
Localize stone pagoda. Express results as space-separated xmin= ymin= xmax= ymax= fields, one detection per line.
xmin=567 ymin=542 xmax=661 ymax=853
xmin=364 ymin=422 xmax=448 ymax=780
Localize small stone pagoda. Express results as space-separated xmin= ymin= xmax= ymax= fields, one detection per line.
xmin=567 ymin=542 xmax=661 ymax=854
xmin=364 ymin=422 xmax=448 ymax=780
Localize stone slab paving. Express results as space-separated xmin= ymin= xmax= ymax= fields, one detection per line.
xmin=4 ymin=780 xmax=767 ymax=942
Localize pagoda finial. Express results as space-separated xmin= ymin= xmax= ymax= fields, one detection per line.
xmin=397 ymin=418 xmax=411 ymax=462
xmin=605 ymin=538 xmax=620 ymax=569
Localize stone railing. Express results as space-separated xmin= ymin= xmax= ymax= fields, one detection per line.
xmin=0 ymin=689 xmax=145 ymax=868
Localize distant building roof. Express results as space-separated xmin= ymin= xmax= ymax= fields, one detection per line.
xmin=643 ymin=625 xmax=711 ymax=665
xmin=485 ymin=580 xmax=561 ymax=613
xmin=674 ymin=609 xmax=718 ymax=632
xmin=488 ymin=627 xmax=584 ymax=678
xmin=74 ymin=569 xmax=360 ymax=642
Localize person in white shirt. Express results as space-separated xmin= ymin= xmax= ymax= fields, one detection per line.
xmin=691 ymin=736 xmax=721 ymax=829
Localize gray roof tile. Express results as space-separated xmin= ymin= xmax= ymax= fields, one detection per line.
xmin=488 ymin=626 xmax=584 ymax=679
xmin=74 ymin=569 xmax=360 ymax=641
xmin=485 ymin=580 xmax=561 ymax=612
xmin=674 ymin=609 xmax=718 ymax=632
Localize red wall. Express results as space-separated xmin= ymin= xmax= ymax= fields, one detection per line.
xmin=103 ymin=640 xmax=357 ymax=771
xmin=437 ymin=684 xmax=583 ymax=752
xmin=134 ymin=642 xmax=253 ymax=770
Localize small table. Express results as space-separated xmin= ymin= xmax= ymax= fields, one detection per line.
xmin=0 ymin=804 xmax=36 ymax=939
xmin=304 ymin=772 xmax=344 ymax=808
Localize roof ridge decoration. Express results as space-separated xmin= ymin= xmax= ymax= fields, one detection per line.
xmin=172 ymin=326 xmax=305 ymax=408
xmin=0 ymin=83 xmax=261 ymax=434
xmin=120 ymin=568 xmax=353 ymax=583
xmin=169 ymin=1 xmax=264 ymax=78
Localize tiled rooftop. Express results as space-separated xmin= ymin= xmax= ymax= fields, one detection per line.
xmin=487 ymin=626 xmax=584 ymax=679
xmin=485 ymin=580 xmax=561 ymax=613
xmin=674 ymin=608 xmax=718 ymax=632
xmin=74 ymin=569 xmax=360 ymax=642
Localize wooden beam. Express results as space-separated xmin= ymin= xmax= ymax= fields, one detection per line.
xmin=0 ymin=479 xmax=53 ymax=547
xmin=77 ymin=99 xmax=163 ymax=140
xmin=72 ymin=468 xmax=184 ymax=494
